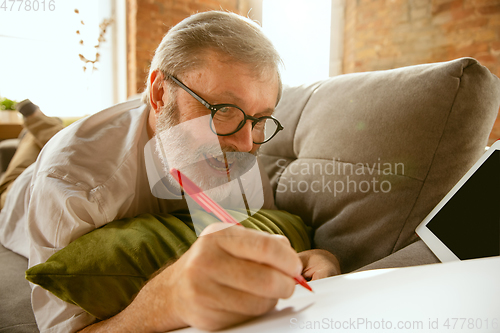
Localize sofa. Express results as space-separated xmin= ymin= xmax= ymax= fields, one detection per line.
xmin=1 ymin=57 xmax=499 ymax=332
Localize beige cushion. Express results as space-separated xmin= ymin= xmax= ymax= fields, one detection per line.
xmin=260 ymin=58 xmax=500 ymax=273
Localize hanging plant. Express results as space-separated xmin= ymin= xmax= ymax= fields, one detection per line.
xmin=75 ymin=8 xmax=114 ymax=73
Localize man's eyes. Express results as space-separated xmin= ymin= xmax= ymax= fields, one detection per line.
xmin=253 ymin=120 xmax=266 ymax=130
xmin=218 ymin=107 xmax=231 ymax=113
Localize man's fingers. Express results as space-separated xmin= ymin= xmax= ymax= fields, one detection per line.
xmin=273 ymin=233 xmax=292 ymax=247
xmin=310 ymin=270 xmax=330 ymax=280
xmin=208 ymin=253 xmax=296 ymax=299
xmin=169 ymin=255 xmax=280 ymax=331
xmin=298 ymin=249 xmax=342 ymax=281
xmin=200 ymin=223 xmax=302 ymax=279
xmin=151 ymin=224 xmax=301 ymax=332
xmin=199 ymin=222 xmax=234 ymax=236
xmin=184 ymin=304 xmax=257 ymax=332
xmin=203 ymin=281 xmax=279 ymax=316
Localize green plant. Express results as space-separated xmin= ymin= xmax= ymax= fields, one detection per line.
xmin=0 ymin=97 xmax=17 ymax=111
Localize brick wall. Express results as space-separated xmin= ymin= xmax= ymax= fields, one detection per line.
xmin=343 ymin=0 xmax=500 ymax=145
xmin=126 ymin=0 xmax=249 ymax=98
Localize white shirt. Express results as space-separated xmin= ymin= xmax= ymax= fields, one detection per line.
xmin=0 ymin=99 xmax=275 ymax=333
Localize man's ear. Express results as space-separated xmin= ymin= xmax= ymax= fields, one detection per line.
xmin=149 ymin=70 xmax=166 ymax=114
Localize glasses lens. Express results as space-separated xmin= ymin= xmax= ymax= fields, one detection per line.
xmin=211 ymin=106 xmax=245 ymax=135
xmin=252 ymin=118 xmax=278 ymax=144
xmin=211 ymin=108 xmax=280 ymax=144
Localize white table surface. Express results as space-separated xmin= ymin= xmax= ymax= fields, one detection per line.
xmin=175 ymin=256 xmax=500 ymax=332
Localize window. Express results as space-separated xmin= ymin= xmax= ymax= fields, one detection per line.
xmin=0 ymin=0 xmax=126 ymax=118
xmin=262 ymin=0 xmax=333 ymax=86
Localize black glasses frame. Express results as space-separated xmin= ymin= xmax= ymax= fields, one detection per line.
xmin=167 ymin=75 xmax=283 ymax=144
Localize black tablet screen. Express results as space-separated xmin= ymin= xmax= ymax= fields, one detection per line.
xmin=427 ymin=150 xmax=500 ymax=260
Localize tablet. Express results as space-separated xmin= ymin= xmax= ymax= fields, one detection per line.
xmin=416 ymin=140 xmax=500 ymax=262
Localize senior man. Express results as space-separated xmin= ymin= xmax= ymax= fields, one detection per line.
xmin=1 ymin=11 xmax=340 ymax=333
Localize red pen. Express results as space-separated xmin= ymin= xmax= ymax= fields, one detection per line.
xmin=170 ymin=168 xmax=313 ymax=293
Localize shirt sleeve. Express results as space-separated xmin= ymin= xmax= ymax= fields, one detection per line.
xmin=27 ymin=171 xmax=106 ymax=333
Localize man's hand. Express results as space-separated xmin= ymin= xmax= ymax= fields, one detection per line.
xmin=81 ymin=223 xmax=303 ymax=333
xmin=298 ymin=249 xmax=341 ymax=281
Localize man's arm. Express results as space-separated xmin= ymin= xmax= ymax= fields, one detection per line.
xmin=79 ymin=223 xmax=303 ymax=332
xmin=27 ymin=174 xmax=106 ymax=331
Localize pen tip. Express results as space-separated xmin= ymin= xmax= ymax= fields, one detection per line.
xmin=295 ymin=276 xmax=314 ymax=292
xmin=303 ymin=282 xmax=313 ymax=292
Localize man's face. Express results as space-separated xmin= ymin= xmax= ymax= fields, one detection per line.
xmin=154 ymin=52 xmax=279 ymax=197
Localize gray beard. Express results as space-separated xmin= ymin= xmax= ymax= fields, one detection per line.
xmin=154 ymin=101 xmax=257 ymax=202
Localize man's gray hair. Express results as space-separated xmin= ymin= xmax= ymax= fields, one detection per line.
xmin=142 ymin=11 xmax=283 ymax=105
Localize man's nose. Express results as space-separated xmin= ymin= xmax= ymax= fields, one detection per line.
xmin=222 ymin=121 xmax=254 ymax=152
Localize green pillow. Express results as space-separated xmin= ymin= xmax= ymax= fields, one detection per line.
xmin=26 ymin=209 xmax=311 ymax=320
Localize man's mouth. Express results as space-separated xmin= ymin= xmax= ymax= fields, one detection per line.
xmin=204 ymin=152 xmax=233 ymax=173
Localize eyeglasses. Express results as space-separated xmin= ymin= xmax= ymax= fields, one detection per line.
xmin=168 ymin=75 xmax=283 ymax=144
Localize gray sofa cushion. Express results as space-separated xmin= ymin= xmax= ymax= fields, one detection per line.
xmin=260 ymin=58 xmax=500 ymax=273
xmin=0 ymin=245 xmax=38 ymax=333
